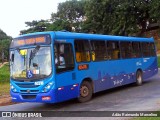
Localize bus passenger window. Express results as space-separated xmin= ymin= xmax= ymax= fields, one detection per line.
xmin=76 ymin=52 xmax=82 ymax=62
xmin=120 ymin=42 xmax=132 ymax=59
xmin=54 ymin=43 xmax=74 ymax=73
xmin=132 ymin=42 xmax=141 ymax=58
xmin=150 ymin=43 xmax=156 ymax=56
xmin=91 ymin=51 xmax=96 ymax=61
xmin=74 ymin=40 xmax=90 ymax=62
xmin=90 ymin=40 xmax=107 ymax=61
xmin=107 ymin=41 xmax=120 ymax=60
xmin=55 ymin=53 xmax=65 ymax=66
xmin=142 ymin=42 xmax=151 ymax=57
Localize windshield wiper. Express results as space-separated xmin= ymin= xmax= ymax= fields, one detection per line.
xmin=16 ymin=47 xmax=20 ymax=53
xmin=29 ymin=45 xmax=40 ymax=68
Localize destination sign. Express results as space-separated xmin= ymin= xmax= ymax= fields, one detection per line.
xmin=10 ymin=34 xmax=51 ymax=48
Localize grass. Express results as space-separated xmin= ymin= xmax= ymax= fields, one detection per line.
xmin=158 ymin=56 xmax=160 ymax=68
xmin=0 ymin=63 xmax=10 ymax=97
xmin=0 ymin=83 xmax=10 ymax=97
xmin=0 ymin=63 xmax=10 ymax=84
xmin=133 ymin=117 xmax=160 ymax=120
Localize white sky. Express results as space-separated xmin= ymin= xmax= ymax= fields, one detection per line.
xmin=0 ymin=0 xmax=66 ymax=38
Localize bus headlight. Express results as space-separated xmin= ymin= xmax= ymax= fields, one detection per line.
xmin=10 ymin=84 xmax=17 ymax=92
xmin=42 ymin=82 xmax=54 ymax=93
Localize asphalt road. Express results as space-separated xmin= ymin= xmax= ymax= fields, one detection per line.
xmin=0 ymin=70 xmax=160 ymax=119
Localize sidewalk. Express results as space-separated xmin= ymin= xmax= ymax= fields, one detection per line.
xmin=0 ymin=62 xmax=8 ymax=68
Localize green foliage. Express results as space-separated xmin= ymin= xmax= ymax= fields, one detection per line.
xmin=46 ymin=19 xmax=71 ymax=31
xmin=21 ymin=0 xmax=86 ymax=33
xmin=0 ymin=39 xmax=11 ymax=61
xmin=0 ymin=63 xmax=10 ymax=97
xmin=0 ymin=29 xmax=12 ymax=62
xmin=0 ymin=64 xmax=10 ymax=84
xmin=0 ymin=29 xmax=8 ymax=40
xmin=158 ymin=56 xmax=160 ymax=68
xmin=149 ymin=0 xmax=160 ymax=22
xmin=133 ymin=117 xmax=160 ymax=120
xmin=55 ymin=0 xmax=85 ymax=23
xmin=20 ymin=20 xmax=50 ymax=34
xmin=0 ymin=29 xmax=12 ymax=40
xmin=20 ymin=0 xmax=160 ymax=36
xmin=132 ymin=111 xmax=160 ymax=120
xmin=49 ymin=0 xmax=86 ymax=32
xmin=84 ymin=0 xmax=159 ymax=36
xmin=0 ymin=83 xmax=10 ymax=97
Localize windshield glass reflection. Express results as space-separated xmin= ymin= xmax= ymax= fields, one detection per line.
xmin=10 ymin=46 xmax=52 ymax=80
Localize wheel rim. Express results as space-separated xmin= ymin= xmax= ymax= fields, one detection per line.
xmin=80 ymin=86 xmax=89 ymax=97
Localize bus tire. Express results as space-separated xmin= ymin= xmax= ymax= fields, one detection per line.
xmin=136 ymin=70 xmax=143 ymax=86
xmin=78 ymin=81 xmax=93 ymax=103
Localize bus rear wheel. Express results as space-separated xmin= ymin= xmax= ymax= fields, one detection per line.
xmin=136 ymin=70 xmax=143 ymax=86
xmin=78 ymin=81 xmax=93 ymax=103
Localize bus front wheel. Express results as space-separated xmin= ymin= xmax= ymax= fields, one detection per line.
xmin=136 ymin=70 xmax=143 ymax=86
xmin=78 ymin=81 xmax=93 ymax=103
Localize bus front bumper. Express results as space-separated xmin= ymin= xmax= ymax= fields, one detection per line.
xmin=10 ymin=89 xmax=57 ymax=103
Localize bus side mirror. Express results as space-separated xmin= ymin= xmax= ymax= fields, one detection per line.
xmin=11 ymin=54 xmax=14 ymax=62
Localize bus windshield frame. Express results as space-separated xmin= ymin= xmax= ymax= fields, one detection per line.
xmin=10 ymin=34 xmax=52 ymax=81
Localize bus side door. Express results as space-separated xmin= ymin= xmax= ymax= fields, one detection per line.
xmin=54 ymin=42 xmax=78 ymax=102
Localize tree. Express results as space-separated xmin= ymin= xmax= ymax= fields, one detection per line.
xmin=20 ymin=20 xmax=50 ymax=34
xmin=0 ymin=39 xmax=11 ymax=61
xmin=84 ymin=0 xmax=160 ymax=36
xmin=46 ymin=19 xmax=72 ymax=31
xmin=21 ymin=0 xmax=86 ymax=33
xmin=50 ymin=0 xmax=86 ymax=32
xmin=0 ymin=29 xmax=12 ymax=40
xmin=0 ymin=29 xmax=11 ymax=62
xmin=20 ymin=0 xmax=160 ymax=36
xmin=149 ymin=0 xmax=160 ymax=24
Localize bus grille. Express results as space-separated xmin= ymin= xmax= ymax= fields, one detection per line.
xmin=15 ymin=83 xmax=40 ymax=88
xmin=20 ymin=90 xmax=39 ymax=93
xmin=22 ymin=95 xmax=36 ymax=100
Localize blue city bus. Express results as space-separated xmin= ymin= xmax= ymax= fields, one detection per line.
xmin=9 ymin=31 xmax=158 ymax=103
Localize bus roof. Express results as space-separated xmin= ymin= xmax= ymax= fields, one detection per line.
xmin=16 ymin=31 xmax=154 ymax=42
xmin=54 ymin=31 xmax=154 ymax=42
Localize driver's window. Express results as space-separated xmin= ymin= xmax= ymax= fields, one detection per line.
xmin=54 ymin=43 xmax=74 ymax=73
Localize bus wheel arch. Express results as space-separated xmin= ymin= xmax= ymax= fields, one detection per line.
xmin=136 ymin=69 xmax=143 ymax=86
xmin=78 ymin=78 xmax=93 ymax=103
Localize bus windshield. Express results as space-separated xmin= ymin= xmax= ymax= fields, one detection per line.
xmin=10 ymin=46 xmax=52 ymax=80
